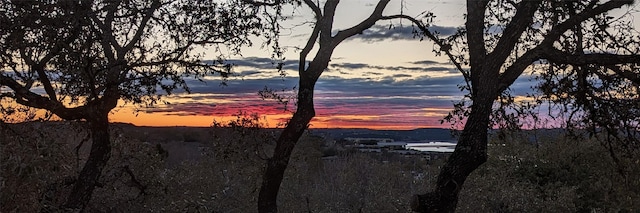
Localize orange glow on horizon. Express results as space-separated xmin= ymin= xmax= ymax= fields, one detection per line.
xmin=3 ymin=99 xmax=453 ymax=130
xmin=108 ymin=105 xmax=448 ymax=130
xmin=110 ymin=112 xmax=444 ymax=130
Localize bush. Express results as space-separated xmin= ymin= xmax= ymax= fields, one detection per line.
xmin=3 ymin=120 xmax=639 ymax=212
xmin=1 ymin=122 xmax=83 ymax=212
xmin=457 ymin=133 xmax=640 ymax=212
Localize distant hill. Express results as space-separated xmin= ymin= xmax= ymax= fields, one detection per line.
xmin=5 ymin=121 xmax=578 ymax=144
xmin=308 ymin=128 xmax=457 ymax=142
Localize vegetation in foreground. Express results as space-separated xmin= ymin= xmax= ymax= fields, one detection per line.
xmin=1 ymin=121 xmax=639 ymax=212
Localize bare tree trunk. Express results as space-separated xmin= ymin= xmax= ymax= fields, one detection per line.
xmin=255 ymin=1 xmax=391 ymax=211
xmin=258 ymin=75 xmax=317 ymax=213
xmin=63 ymin=112 xmax=112 ymax=211
xmin=412 ymin=88 xmax=495 ymax=212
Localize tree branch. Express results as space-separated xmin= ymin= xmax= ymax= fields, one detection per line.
xmin=466 ymin=0 xmax=489 ymax=66
xmin=543 ymin=47 xmax=640 ymax=65
xmin=498 ymin=48 xmax=640 ymax=94
xmin=303 ymin=0 xmax=321 ymax=19
xmin=0 ymin=74 xmax=86 ymax=120
xmin=298 ymin=0 xmax=322 ymax=73
xmin=497 ymin=46 xmax=543 ymax=92
xmin=487 ymin=1 xmax=541 ymax=71
xmin=241 ymin=0 xmax=281 ymax=7
xmin=605 ymin=65 xmax=640 ymax=86
xmin=123 ymin=165 xmax=147 ymax=197
xmin=14 ymin=19 xmax=84 ymax=102
xmin=498 ymin=0 xmax=634 ymax=92
xmin=299 ymin=21 xmax=321 ymax=74
xmin=331 ymin=0 xmax=390 ymax=46
xmin=90 ymin=7 xmax=119 ymax=62
xmin=318 ymin=0 xmax=338 ymax=46
xmin=18 ymin=48 xmax=58 ymax=101
xmin=122 ymin=0 xmax=161 ymax=54
xmin=380 ymin=14 xmax=469 ymax=82
xmin=539 ymin=0 xmax=633 ymax=48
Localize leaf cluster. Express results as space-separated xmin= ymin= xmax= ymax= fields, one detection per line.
xmin=0 ymin=0 xmax=281 ymax=115
xmin=436 ymin=0 xmax=640 ymax=160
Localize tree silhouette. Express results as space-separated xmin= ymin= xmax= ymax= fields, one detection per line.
xmin=256 ymin=1 xmax=395 ymax=212
xmin=0 ymin=0 xmax=264 ymax=210
xmin=395 ymin=0 xmax=640 ymax=212
xmin=230 ymin=0 xmax=442 ymax=212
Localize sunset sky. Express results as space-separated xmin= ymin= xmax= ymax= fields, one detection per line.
xmin=101 ymin=0 xmax=639 ymax=129
xmin=109 ymin=0 xmax=471 ymax=129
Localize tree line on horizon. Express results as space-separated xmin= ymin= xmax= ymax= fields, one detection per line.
xmin=1 ymin=0 xmax=639 ymax=212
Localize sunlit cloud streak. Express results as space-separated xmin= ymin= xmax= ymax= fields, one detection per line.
xmin=4 ymin=54 xmax=541 ymax=129
xmin=145 ymin=75 xmax=469 ymax=129
xmin=329 ymin=62 xmax=456 ymax=72
xmin=135 ymin=55 xmax=540 ymax=129
xmin=354 ymin=24 xmax=459 ymax=42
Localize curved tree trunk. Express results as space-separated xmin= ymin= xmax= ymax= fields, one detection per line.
xmin=412 ymin=83 xmax=496 ymax=212
xmin=255 ymin=1 xmax=391 ymax=211
xmin=412 ymin=100 xmax=492 ymax=212
xmin=63 ymin=112 xmax=112 ymax=211
xmin=258 ymin=74 xmax=318 ymax=213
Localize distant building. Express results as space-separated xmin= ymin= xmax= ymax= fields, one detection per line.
xmin=377 ymin=142 xmax=407 ymax=150
xmin=405 ymin=142 xmax=457 ymax=153
xmin=343 ymin=138 xmax=457 ymax=159
xmin=344 ymin=137 xmax=394 ymax=144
